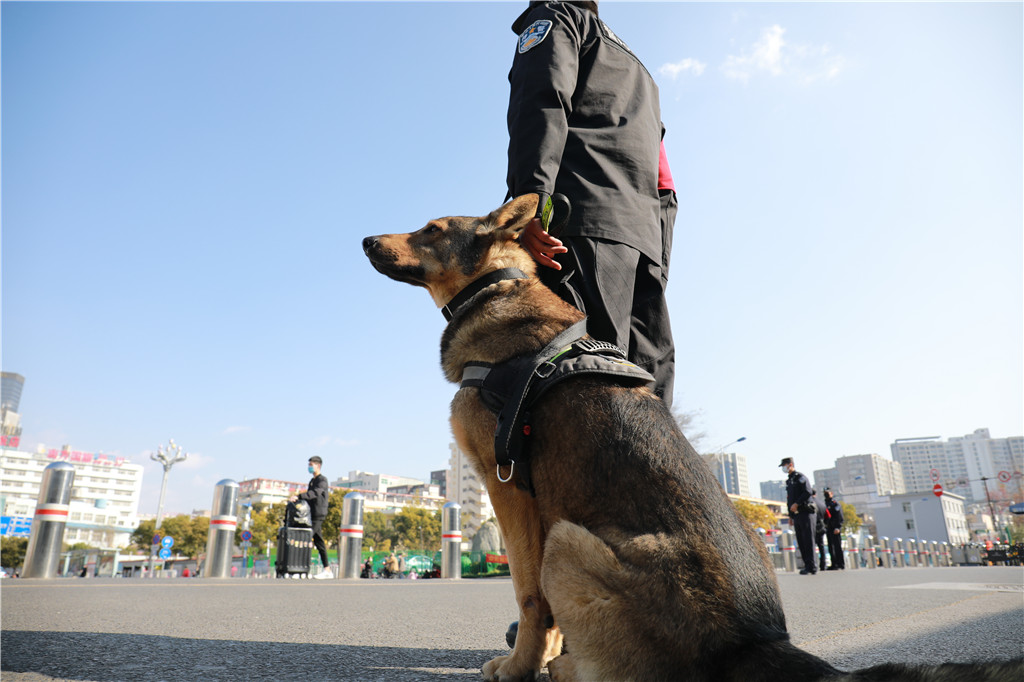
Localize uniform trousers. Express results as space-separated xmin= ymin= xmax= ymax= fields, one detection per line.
xmin=540 ymin=236 xmax=675 ymax=408
xmin=792 ymin=512 xmax=817 ymax=573
xmin=827 ymin=532 xmax=846 ymax=568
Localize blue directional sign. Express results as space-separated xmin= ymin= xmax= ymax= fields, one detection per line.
xmin=158 ymin=547 xmax=172 ymax=559
xmin=1 ymin=516 xmax=32 ymax=538
xmin=161 ymin=536 xmax=174 ymax=549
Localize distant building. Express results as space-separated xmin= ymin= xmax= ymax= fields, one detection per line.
xmin=237 ymin=478 xmax=307 ymax=507
xmin=448 ymin=442 xmax=495 ymax=542
xmin=332 ymin=470 xmax=424 ymax=493
xmin=430 ymin=469 xmax=448 ymax=499
xmin=759 ymin=480 xmax=786 ymax=503
xmin=0 ymin=372 xmax=25 ymax=448
xmin=873 ymin=491 xmax=969 ymax=546
xmin=813 ymin=453 xmax=905 ymax=512
xmin=891 ymin=429 xmax=1024 ymax=506
xmin=0 ymin=444 xmax=144 ymax=548
xmin=239 ymin=475 xmax=445 ymax=517
xmin=702 ymin=452 xmax=751 ymax=497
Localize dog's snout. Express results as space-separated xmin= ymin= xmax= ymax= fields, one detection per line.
xmin=362 ymin=236 xmax=379 ymax=253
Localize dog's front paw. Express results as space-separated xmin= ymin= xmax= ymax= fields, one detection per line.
xmin=482 ymin=654 xmax=538 ymax=682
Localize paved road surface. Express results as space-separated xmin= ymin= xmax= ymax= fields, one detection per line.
xmin=2 ymin=566 xmax=1022 ymax=681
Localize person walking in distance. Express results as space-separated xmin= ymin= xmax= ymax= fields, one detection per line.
xmin=289 ymin=456 xmax=332 ymax=579
xmin=781 ymin=457 xmax=817 ymax=575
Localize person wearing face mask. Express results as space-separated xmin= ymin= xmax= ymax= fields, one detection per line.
xmin=290 ymin=456 xmax=332 ymax=579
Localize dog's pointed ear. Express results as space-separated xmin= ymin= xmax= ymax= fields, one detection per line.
xmin=483 ymin=194 xmax=539 ymax=241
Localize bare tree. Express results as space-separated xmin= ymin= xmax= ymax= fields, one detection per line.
xmin=673 ymin=407 xmax=707 ymax=452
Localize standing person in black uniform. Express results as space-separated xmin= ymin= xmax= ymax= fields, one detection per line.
xmin=813 ymin=492 xmax=828 ymax=571
xmin=505 ymin=0 xmax=677 ymax=407
xmin=289 ymin=456 xmax=332 ymax=579
xmin=781 ymin=457 xmax=817 ymax=575
xmin=824 ymin=487 xmax=846 ymax=570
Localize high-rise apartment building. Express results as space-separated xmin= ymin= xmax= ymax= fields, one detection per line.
xmin=702 ymin=452 xmax=751 ymax=497
xmin=448 ymin=441 xmax=494 ymax=542
xmin=891 ymin=428 xmax=1023 ymax=506
xmin=759 ymin=480 xmax=787 ymax=503
xmin=1 ymin=372 xmax=25 ymax=447
xmin=812 ymin=453 xmax=905 ymax=511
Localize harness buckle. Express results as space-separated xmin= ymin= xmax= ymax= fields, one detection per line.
xmin=535 ymin=361 xmax=557 ymax=378
xmin=496 ymin=461 xmax=515 ymax=483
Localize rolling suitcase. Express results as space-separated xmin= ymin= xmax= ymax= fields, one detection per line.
xmin=275 ymin=526 xmax=313 ymax=578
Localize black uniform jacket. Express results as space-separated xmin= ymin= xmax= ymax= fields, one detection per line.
xmin=826 ymin=497 xmax=845 ymax=531
xmin=298 ymin=473 xmax=329 ymax=519
xmin=786 ymin=470 xmax=814 ymax=514
xmin=506 ymin=2 xmax=663 ymax=262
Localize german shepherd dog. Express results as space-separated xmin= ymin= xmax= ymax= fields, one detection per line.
xmin=363 ymin=195 xmax=1021 ymax=682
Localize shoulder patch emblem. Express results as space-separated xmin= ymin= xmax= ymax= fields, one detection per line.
xmin=518 ymin=19 xmax=552 ymax=54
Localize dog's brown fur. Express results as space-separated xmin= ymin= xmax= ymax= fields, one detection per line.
xmin=363 ymin=195 xmax=1023 ymax=682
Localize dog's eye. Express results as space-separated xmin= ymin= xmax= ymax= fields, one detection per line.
xmin=424 ymin=225 xmax=442 ymax=235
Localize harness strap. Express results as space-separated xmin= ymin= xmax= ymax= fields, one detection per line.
xmin=491 ymin=320 xmax=589 ymax=468
xmin=441 ymin=268 xmax=528 ymax=322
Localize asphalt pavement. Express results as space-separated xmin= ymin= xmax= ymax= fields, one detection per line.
xmin=2 ymin=565 xmax=1022 ymax=681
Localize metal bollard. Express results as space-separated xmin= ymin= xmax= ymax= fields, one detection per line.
xmin=929 ymin=541 xmax=939 ymax=567
xmin=22 ymin=462 xmax=76 ymax=578
xmin=441 ymin=501 xmax=462 ymax=579
xmin=338 ymin=491 xmax=365 ymax=579
xmin=780 ymin=530 xmax=796 ymax=572
xmin=203 ymin=479 xmax=239 ymax=578
xmin=891 ymin=537 xmax=904 ymax=567
xmin=917 ymin=539 xmax=929 ymax=567
xmin=879 ymin=537 xmax=892 ymax=568
xmin=864 ymin=536 xmax=876 ymax=569
xmin=903 ymin=538 xmax=917 ymax=567
xmin=942 ymin=542 xmax=952 ymax=567
xmin=847 ymin=535 xmax=859 ymax=570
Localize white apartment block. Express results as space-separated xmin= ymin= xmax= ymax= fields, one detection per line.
xmin=873 ymin=491 xmax=970 ymax=546
xmin=702 ymin=452 xmax=751 ymax=498
xmin=448 ymin=441 xmax=495 ymax=542
xmin=813 ymin=453 xmax=906 ymax=512
xmin=891 ymin=428 xmax=1024 ymax=506
xmin=333 ymin=470 xmax=424 ymax=493
xmin=0 ymin=444 xmax=144 ymax=548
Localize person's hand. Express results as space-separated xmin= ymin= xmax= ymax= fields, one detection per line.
xmin=790 ymin=503 xmax=799 ymax=514
xmin=833 ymin=528 xmax=841 ymax=535
xmin=288 ymin=495 xmax=297 ymax=503
xmin=520 ymin=218 xmax=567 ymax=270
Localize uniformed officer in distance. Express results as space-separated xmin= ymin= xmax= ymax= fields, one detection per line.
xmin=781 ymin=457 xmax=817 ymax=575
xmin=824 ymin=487 xmax=846 ymax=570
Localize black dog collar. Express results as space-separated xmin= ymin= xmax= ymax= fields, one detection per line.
xmin=441 ymin=268 xmax=529 ymax=322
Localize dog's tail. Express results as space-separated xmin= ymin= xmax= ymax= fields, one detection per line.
xmin=825 ymin=658 xmax=1024 ymax=682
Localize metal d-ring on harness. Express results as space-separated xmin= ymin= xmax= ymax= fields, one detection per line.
xmin=459 ymin=319 xmax=655 ymax=495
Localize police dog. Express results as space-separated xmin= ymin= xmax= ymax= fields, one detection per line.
xmin=363 ymin=195 xmax=1022 ymax=682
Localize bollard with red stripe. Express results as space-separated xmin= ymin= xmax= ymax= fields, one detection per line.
xmin=338 ymin=491 xmax=365 ymax=579
xmin=23 ymin=462 xmax=76 ymax=578
xmin=203 ymin=479 xmax=239 ymax=578
xmin=780 ymin=530 xmax=796 ymax=573
xmin=441 ymin=501 xmax=462 ymax=579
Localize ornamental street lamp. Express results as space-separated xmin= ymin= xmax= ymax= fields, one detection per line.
xmin=148 ymin=439 xmax=188 ymax=574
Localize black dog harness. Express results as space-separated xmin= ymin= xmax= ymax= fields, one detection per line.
xmin=449 ymin=281 xmax=654 ymax=493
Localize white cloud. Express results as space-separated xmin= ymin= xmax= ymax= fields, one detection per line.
xmin=659 ymin=57 xmax=707 ymax=80
xmin=722 ymin=25 xmax=844 ymax=85
xmin=309 ymin=435 xmax=360 ymax=449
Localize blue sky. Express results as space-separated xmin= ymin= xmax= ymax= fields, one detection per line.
xmin=3 ymin=1 xmax=1021 ymax=516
